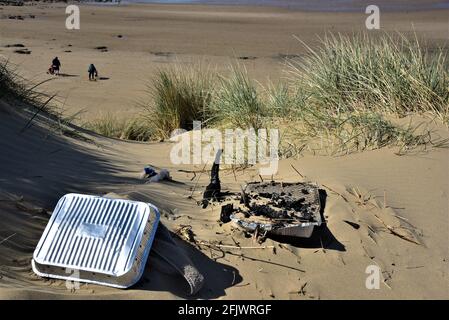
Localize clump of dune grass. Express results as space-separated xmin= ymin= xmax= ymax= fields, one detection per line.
xmin=288 ymin=33 xmax=449 ymax=122
xmin=279 ymin=109 xmax=446 ymax=157
xmin=84 ymin=114 xmax=152 ymax=141
xmin=270 ymin=32 xmax=449 ymax=156
xmin=264 ymin=81 xmax=296 ymax=117
xmin=121 ymin=118 xmax=155 ymax=141
xmin=84 ymin=114 xmax=154 ymax=141
xmin=0 ymin=60 xmax=23 ymax=99
xmin=211 ymin=65 xmax=265 ymax=129
xmin=0 ymin=59 xmax=56 ymax=117
xmin=84 ymin=114 xmax=126 ymax=138
xmin=0 ymin=60 xmax=39 ymax=104
xmin=140 ymin=64 xmax=214 ymax=139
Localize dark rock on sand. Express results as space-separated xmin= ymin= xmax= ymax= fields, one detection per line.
xmin=238 ymin=56 xmax=257 ymax=60
xmin=95 ymin=46 xmax=108 ymax=52
xmin=8 ymin=15 xmax=24 ymax=20
xmin=14 ymin=48 xmax=31 ymax=54
xmin=150 ymin=51 xmax=173 ymax=57
xmin=5 ymin=43 xmax=25 ymax=48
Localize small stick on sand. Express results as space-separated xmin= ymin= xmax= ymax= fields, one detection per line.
xmin=290 ymin=164 xmax=304 ymax=178
xmin=178 ymin=169 xmax=206 ymax=174
xmin=367 ymin=232 xmax=377 ymax=244
xmin=198 ymin=241 xmax=274 ymax=250
xmin=366 ymin=225 xmax=376 ymax=234
xmin=234 ymin=282 xmax=250 ymax=287
xmin=240 ymin=185 xmax=250 ymax=208
xmin=189 ymin=162 xmax=208 ymax=198
xmin=232 ymin=165 xmax=237 ymax=182
xmin=231 ymin=236 xmax=240 ymax=247
xmin=374 ymin=214 xmax=421 ymax=245
xmin=288 ymin=282 xmax=308 ymax=295
xmin=224 ymin=250 xmax=306 ymax=273
xmin=300 ymin=282 xmax=308 ymax=295
xmin=319 ymin=237 xmax=326 ymax=253
xmin=393 ymin=214 xmax=409 ymax=222
xmin=322 ymin=184 xmax=349 ymax=202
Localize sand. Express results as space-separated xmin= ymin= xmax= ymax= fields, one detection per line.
xmin=0 ymin=2 xmax=448 ymax=300
xmin=0 ymin=3 xmax=448 ymax=121
xmin=1 ymin=95 xmax=448 ymax=299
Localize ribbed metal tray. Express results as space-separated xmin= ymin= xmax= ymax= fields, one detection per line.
xmin=32 ymin=193 xmax=160 ymax=288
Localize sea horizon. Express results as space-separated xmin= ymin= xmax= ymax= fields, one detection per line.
xmin=120 ymin=0 xmax=449 ymax=12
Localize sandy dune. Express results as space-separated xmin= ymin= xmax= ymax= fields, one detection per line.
xmin=0 ymin=98 xmax=448 ymax=299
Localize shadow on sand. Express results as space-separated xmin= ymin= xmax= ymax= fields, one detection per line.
xmin=0 ymin=103 xmax=140 ymax=207
xmin=138 ymin=235 xmax=242 ymax=299
xmin=1 ymin=104 xmax=239 ymax=299
xmin=57 ymin=73 xmax=79 ymax=78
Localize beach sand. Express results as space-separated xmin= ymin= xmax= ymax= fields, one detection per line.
xmin=0 ymin=3 xmax=448 ymax=121
xmin=0 ymin=3 xmax=448 ymax=300
xmin=1 ymin=97 xmax=448 ymax=299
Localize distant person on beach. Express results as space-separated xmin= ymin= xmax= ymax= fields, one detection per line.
xmin=51 ymin=57 xmax=61 ymax=75
xmin=88 ymin=63 xmax=98 ymax=81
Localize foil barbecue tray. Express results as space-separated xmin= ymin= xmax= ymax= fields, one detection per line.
xmin=32 ymin=193 xmax=160 ymax=288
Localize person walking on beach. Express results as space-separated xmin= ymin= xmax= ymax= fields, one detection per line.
xmin=88 ymin=63 xmax=98 ymax=81
xmin=51 ymin=57 xmax=61 ymax=75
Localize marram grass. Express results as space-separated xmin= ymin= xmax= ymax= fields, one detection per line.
xmin=4 ymin=33 xmax=442 ymax=156
xmin=287 ymin=33 xmax=449 ymax=122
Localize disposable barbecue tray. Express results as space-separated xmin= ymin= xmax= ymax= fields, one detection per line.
xmin=32 ymin=193 xmax=159 ymax=288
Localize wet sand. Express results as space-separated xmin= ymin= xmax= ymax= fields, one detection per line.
xmin=136 ymin=0 xmax=449 ymax=12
